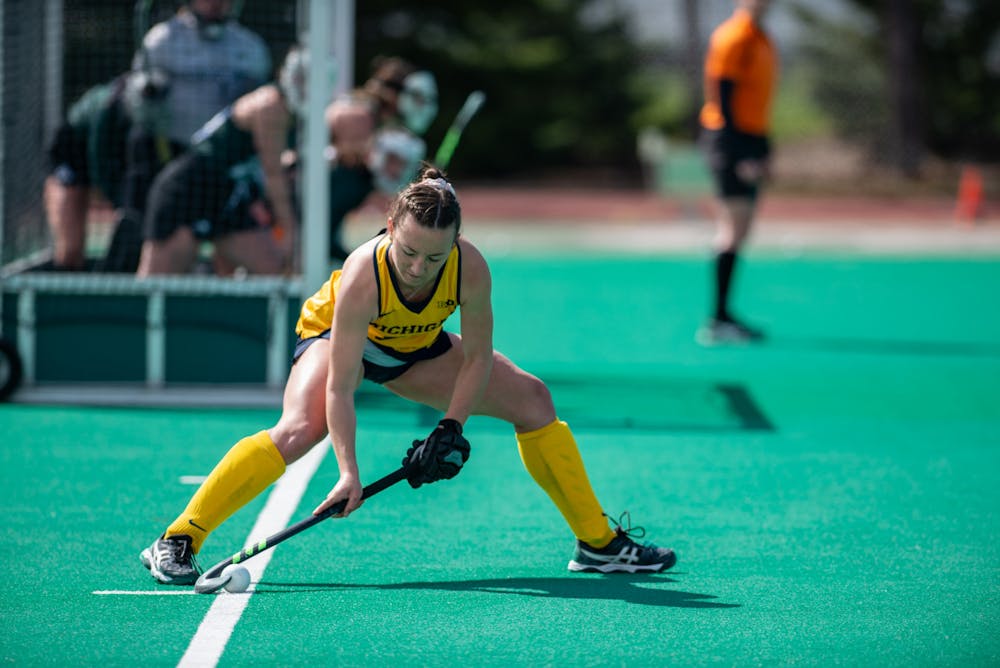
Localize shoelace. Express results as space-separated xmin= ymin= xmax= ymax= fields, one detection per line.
xmin=605 ymin=510 xmax=647 ymax=541
xmin=162 ymin=538 xmax=201 ymax=573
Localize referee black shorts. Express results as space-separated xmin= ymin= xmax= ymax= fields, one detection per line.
xmin=701 ymin=128 xmax=770 ymax=201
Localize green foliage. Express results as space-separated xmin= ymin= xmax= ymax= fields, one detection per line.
xmin=789 ymin=2 xmax=889 ymax=154
xmin=628 ymin=70 xmax=694 ymax=139
xmin=917 ymin=1 xmax=1000 ymax=158
xmin=770 ymin=68 xmax=835 ymax=142
xmin=790 ymin=0 xmax=1000 ymax=161
xmin=356 ymin=1 xmax=649 ymax=179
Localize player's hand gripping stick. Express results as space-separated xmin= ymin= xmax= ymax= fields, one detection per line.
xmin=402 ymin=419 xmax=471 ymax=488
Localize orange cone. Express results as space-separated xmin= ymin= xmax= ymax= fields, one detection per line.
xmin=955 ymin=165 xmax=984 ymax=226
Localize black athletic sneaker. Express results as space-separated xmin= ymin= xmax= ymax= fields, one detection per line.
xmin=140 ymin=535 xmax=201 ymax=585
xmin=568 ymin=512 xmax=676 ymax=573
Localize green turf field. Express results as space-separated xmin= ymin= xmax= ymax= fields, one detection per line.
xmin=2 ymin=253 xmax=999 ymax=665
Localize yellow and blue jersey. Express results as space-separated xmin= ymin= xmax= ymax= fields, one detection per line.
xmin=296 ymin=233 xmax=461 ymax=358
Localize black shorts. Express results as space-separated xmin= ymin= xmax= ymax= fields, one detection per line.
xmin=48 ymin=123 xmax=90 ymax=187
xmin=144 ymin=152 xmax=264 ymax=241
xmin=292 ymin=330 xmax=453 ymax=385
xmin=701 ymin=128 xmax=769 ymax=200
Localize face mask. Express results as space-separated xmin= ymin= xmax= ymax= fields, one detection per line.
xmin=369 ymin=128 xmax=426 ymax=195
xmin=279 ymin=44 xmax=337 ymax=117
xmin=280 ymin=49 xmax=308 ymax=115
xmin=124 ymin=68 xmax=171 ymax=133
xmin=189 ymin=0 xmax=230 ymax=40
xmin=397 ymin=71 xmax=438 ymax=135
xmin=191 ymin=11 xmax=227 ymax=40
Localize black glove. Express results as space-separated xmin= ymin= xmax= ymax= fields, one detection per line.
xmin=402 ymin=419 xmax=471 ymax=489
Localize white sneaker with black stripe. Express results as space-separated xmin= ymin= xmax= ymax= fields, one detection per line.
xmin=567 ymin=513 xmax=676 ymax=573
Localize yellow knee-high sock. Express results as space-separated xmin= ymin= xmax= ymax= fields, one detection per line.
xmin=516 ymin=419 xmax=615 ymax=547
xmin=164 ymin=430 xmax=286 ymax=553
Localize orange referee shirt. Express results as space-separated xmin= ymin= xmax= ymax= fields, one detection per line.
xmin=699 ymin=8 xmax=778 ymax=136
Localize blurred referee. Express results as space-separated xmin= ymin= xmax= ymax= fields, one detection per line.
xmin=698 ymin=0 xmax=777 ymax=345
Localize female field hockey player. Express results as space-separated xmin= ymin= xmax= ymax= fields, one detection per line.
xmin=141 ymin=166 xmax=676 ymax=583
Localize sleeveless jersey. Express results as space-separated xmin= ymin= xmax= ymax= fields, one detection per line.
xmin=191 ymin=107 xmax=256 ymax=169
xmin=296 ymin=234 xmax=461 ymax=356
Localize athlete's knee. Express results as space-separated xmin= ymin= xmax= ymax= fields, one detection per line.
xmin=269 ymin=416 xmax=327 ymax=464
xmin=513 ymin=374 xmax=556 ymax=430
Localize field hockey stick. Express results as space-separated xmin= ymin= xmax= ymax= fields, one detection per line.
xmin=433 ymin=90 xmax=486 ymax=170
xmin=194 ymin=465 xmax=409 ymax=594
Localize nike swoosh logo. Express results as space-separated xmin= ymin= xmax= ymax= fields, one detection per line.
xmin=189 ymin=519 xmax=208 ymax=532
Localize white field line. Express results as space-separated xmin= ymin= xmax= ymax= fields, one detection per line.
xmin=180 ymin=476 xmax=209 ymax=485
xmin=175 ymin=440 xmax=329 ymax=668
xmin=93 ymin=590 xmax=200 ymax=595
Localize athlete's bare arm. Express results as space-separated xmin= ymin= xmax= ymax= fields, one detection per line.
xmin=234 ymin=85 xmax=298 ymax=233
xmin=447 ymin=238 xmax=494 ymax=424
xmin=313 ymin=239 xmax=381 ymax=517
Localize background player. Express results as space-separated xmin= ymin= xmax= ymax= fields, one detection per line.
xmin=136 ymin=47 xmax=427 ymax=276
xmin=43 ymin=71 xmax=165 ymax=270
xmin=103 ymin=0 xmax=272 ymax=272
xmin=136 ymin=46 xmax=303 ymax=276
xmin=323 ymin=56 xmax=438 ymax=261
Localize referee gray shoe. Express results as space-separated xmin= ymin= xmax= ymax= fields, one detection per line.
xmin=140 ymin=535 xmax=201 ymax=585
xmin=568 ymin=513 xmax=676 ymax=573
xmin=697 ymin=317 xmax=765 ymax=346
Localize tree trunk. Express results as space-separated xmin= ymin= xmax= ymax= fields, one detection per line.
xmin=885 ymin=0 xmax=923 ymax=177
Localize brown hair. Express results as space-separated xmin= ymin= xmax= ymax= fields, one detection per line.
xmin=362 ymin=56 xmax=416 ymax=114
xmin=388 ymin=165 xmax=461 ymax=234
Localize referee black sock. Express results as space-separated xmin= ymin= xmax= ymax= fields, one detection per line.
xmin=714 ymin=250 xmax=738 ymax=321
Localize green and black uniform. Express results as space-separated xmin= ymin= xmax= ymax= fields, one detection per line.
xmin=48 ymin=75 xmax=132 ymax=207
xmin=144 ymin=105 xmax=290 ymax=241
